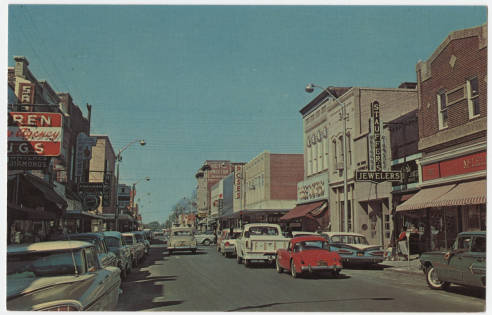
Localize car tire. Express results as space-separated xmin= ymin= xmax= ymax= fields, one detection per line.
xmin=168 ymin=249 xmax=173 ymax=255
xmin=276 ymin=257 xmax=283 ymax=273
xmin=244 ymin=259 xmax=250 ymax=267
xmin=236 ymin=253 xmax=243 ymax=264
xmin=290 ymin=260 xmax=298 ymax=278
xmin=426 ymin=266 xmax=450 ymax=290
xmin=203 ymin=239 xmax=211 ymax=246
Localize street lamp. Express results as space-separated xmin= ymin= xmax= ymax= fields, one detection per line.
xmin=115 ymin=139 xmax=146 ymax=231
xmin=130 ymin=177 xmax=150 ymax=231
xmin=305 ymin=83 xmax=349 ymax=233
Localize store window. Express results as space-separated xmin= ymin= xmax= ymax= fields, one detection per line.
xmin=462 ymin=205 xmax=486 ymax=231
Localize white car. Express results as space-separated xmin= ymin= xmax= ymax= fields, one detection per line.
xmin=219 ymin=229 xmax=242 ymax=257
xmin=168 ymin=227 xmax=197 ymax=255
xmin=235 ymin=223 xmax=289 ymax=267
xmin=194 ymin=231 xmax=215 ymax=246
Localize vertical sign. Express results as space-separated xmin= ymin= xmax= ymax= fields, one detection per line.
xmin=18 ymin=83 xmax=35 ymax=104
xmin=371 ymin=101 xmax=382 ymax=172
xmin=233 ymin=164 xmax=242 ymax=199
xmin=75 ymin=133 xmax=98 ymax=177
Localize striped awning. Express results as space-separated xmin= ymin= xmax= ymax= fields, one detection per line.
xmin=396 ymin=184 xmax=456 ymax=212
xmin=433 ymin=180 xmax=486 ymax=207
xmin=280 ymin=201 xmax=326 ymax=221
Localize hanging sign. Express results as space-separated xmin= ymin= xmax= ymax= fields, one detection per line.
xmin=356 ymin=101 xmax=401 ymax=183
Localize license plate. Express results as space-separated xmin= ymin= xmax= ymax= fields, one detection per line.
xmin=318 ymin=261 xmax=327 ymax=266
xmin=357 ymin=252 xmax=364 ymax=256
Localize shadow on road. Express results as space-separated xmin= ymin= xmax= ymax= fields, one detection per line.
xmin=168 ymin=250 xmax=207 ymax=256
xmin=444 ymin=285 xmax=486 ymax=300
xmin=343 ymin=264 xmax=385 ymax=271
xmin=225 ymin=296 xmax=394 ymax=311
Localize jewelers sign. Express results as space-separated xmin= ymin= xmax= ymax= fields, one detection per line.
xmin=356 ymin=101 xmax=401 ymax=183
xmin=8 ymin=112 xmax=62 ymax=156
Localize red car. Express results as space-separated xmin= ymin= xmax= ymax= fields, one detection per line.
xmin=276 ymin=236 xmax=343 ymax=278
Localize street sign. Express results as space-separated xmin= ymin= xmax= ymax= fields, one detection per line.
xmin=8 ymin=112 xmax=63 ymax=156
xmin=79 ymin=182 xmax=104 ymax=192
xmin=356 ymin=101 xmax=402 ymax=184
xmin=8 ymin=156 xmax=51 ymax=170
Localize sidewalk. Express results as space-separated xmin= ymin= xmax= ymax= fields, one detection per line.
xmin=381 ymin=255 xmax=423 ymax=275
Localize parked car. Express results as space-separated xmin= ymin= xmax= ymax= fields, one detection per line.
xmin=7 ymin=241 xmax=121 ymax=311
xmin=219 ymin=229 xmax=242 ymax=257
xmin=320 ymin=232 xmax=384 ymax=265
xmin=122 ymin=233 xmax=145 ymax=266
xmin=168 ymin=227 xmax=197 ymax=255
xmin=235 ymin=223 xmax=289 ymax=266
xmin=276 ymin=236 xmax=343 ymax=278
xmin=195 ymin=230 xmax=215 ymax=246
xmin=102 ymin=231 xmax=132 ymax=280
xmin=68 ymin=233 xmax=118 ymax=268
xmin=420 ymin=231 xmax=486 ymax=290
xmin=152 ymin=231 xmax=168 ymax=248
xmin=132 ymin=231 xmax=150 ymax=255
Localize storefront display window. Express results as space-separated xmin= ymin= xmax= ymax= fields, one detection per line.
xmin=462 ymin=205 xmax=486 ymax=231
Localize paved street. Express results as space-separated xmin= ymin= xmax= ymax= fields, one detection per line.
xmin=117 ymin=244 xmax=485 ymax=312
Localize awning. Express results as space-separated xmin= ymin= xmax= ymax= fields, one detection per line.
xmin=280 ymin=201 xmax=326 ymax=221
xmin=400 ymin=193 xmax=415 ymax=202
xmin=433 ymin=180 xmax=486 ymax=207
xmin=64 ymin=210 xmax=107 ymax=220
xmin=396 ymin=184 xmax=456 ymax=212
xmin=7 ymin=202 xmax=58 ymax=220
xmin=21 ymin=174 xmax=68 ymax=210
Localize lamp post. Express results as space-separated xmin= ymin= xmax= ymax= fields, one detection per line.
xmin=305 ymin=83 xmax=349 ymax=232
xmin=130 ymin=177 xmax=150 ymax=231
xmin=115 ymin=139 xmax=146 ymax=231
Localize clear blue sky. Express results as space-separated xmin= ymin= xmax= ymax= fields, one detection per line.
xmin=7 ymin=5 xmax=487 ymax=223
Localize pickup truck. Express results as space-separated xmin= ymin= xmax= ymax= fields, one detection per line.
xmin=420 ymin=231 xmax=485 ymax=290
xmin=235 ymin=223 xmax=289 ymax=267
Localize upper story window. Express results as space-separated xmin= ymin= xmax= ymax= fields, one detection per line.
xmin=467 ymin=78 xmax=480 ymax=119
xmin=437 ymin=91 xmax=448 ymax=130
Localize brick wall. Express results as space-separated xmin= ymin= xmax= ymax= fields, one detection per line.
xmin=270 ymin=154 xmax=304 ymax=200
xmin=418 ymin=30 xmax=487 ymax=148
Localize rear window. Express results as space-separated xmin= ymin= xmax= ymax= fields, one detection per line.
xmin=174 ymin=230 xmax=192 ymax=236
xmin=8 ymin=250 xmax=84 ymax=277
xmin=249 ymin=227 xmax=279 ymax=236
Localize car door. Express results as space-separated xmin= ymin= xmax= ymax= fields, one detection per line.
xmin=461 ymin=235 xmax=486 ymax=287
xmin=277 ymin=241 xmax=290 ymax=268
xmin=443 ymin=235 xmax=472 ymax=282
xmin=83 ymin=247 xmax=112 ymax=311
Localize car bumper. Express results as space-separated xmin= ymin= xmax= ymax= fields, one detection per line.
xmin=341 ymin=256 xmax=384 ymax=264
xmin=222 ymin=246 xmax=235 ymax=253
xmin=244 ymin=252 xmax=276 ymax=261
xmin=301 ymin=265 xmax=343 ymax=273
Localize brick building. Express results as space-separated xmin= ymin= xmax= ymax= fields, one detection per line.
xmin=397 ymin=24 xmax=487 ymax=251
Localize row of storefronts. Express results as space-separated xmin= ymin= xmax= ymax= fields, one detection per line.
xmin=7 ymin=56 xmax=143 ymax=244
xmin=195 ymin=23 xmax=487 ymax=253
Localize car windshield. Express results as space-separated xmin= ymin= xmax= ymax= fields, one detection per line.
xmin=330 ymin=235 xmax=369 ymax=245
xmin=134 ymin=234 xmax=144 ymax=242
xmin=123 ymin=236 xmax=134 ymax=244
xmin=174 ymin=230 xmax=192 ymax=236
xmin=69 ymin=236 xmax=96 ymax=245
xmin=249 ymin=227 xmax=278 ymax=236
xmin=8 ymin=250 xmax=84 ymax=277
xmin=297 ymin=240 xmax=330 ymax=250
xmin=105 ymin=237 xmax=120 ymax=248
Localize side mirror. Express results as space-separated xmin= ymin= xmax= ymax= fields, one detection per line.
xmin=244 ymin=231 xmax=250 ymax=238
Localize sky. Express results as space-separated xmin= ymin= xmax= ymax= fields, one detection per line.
xmin=6 ymin=4 xmax=487 ymax=223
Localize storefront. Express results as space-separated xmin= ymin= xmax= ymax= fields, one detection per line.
xmin=7 ymin=173 xmax=68 ymax=244
xmin=396 ymin=179 xmax=486 ymax=252
xmin=62 ymin=210 xmax=107 ymax=233
xmin=280 ymin=173 xmax=330 ymax=232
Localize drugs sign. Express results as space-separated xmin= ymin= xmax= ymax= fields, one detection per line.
xmin=8 ymin=112 xmax=62 ymax=156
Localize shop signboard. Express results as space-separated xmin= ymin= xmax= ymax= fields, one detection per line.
xmin=83 ymin=193 xmax=100 ymax=211
xmin=8 ymin=112 xmax=62 ymax=156
xmin=297 ymin=173 xmax=329 ymax=204
xmin=75 ymin=133 xmax=98 ymax=177
xmin=8 ymin=156 xmax=51 ymax=170
xmin=79 ymin=182 xmax=104 ymax=192
xmin=357 ymin=101 xmax=401 ymax=183
xmin=422 ymin=151 xmax=486 ymax=182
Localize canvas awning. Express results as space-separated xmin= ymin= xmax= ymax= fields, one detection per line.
xmin=280 ymin=201 xmax=327 ymax=221
xmin=432 ymin=180 xmax=486 ymax=207
xmin=396 ymin=184 xmax=456 ymax=212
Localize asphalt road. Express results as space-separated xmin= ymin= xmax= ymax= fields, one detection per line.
xmin=116 ymin=244 xmax=485 ymax=312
